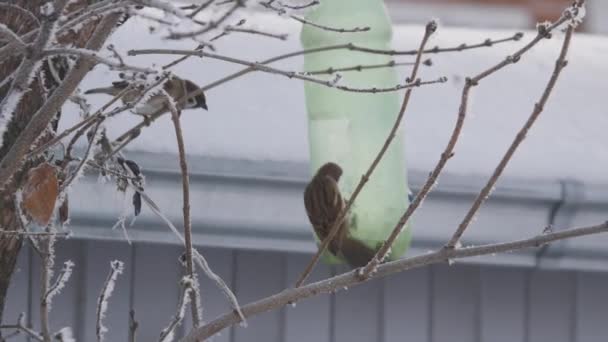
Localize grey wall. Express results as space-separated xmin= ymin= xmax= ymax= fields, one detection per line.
xmin=4 ymin=239 xmax=608 ymax=342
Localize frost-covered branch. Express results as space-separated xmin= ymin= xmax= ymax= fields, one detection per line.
xmin=159 ymin=277 xmax=193 ymax=342
xmin=96 ymin=260 xmax=124 ymax=342
xmin=0 ymin=23 xmax=26 ymax=48
xmin=44 ymin=260 xmax=75 ymax=310
xmin=39 ymin=231 xmax=57 ymax=342
xmin=120 ymin=183 xmax=246 ymax=323
xmin=0 ymin=0 xmax=70 ymax=140
xmin=0 ymin=12 xmax=123 ymax=189
xmin=0 ymin=313 xmax=43 ymax=341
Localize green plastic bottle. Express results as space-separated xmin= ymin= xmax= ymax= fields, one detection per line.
xmin=301 ymin=0 xmax=411 ymax=263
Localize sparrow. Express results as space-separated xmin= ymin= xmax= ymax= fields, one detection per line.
xmin=303 ymin=162 xmax=377 ymax=268
xmin=84 ymin=76 xmax=208 ymax=116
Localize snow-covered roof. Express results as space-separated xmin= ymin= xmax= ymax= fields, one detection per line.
xmin=68 ymin=12 xmax=608 ymax=183
xmin=66 ymin=11 xmax=608 ymax=271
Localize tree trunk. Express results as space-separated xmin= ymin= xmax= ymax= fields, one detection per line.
xmin=0 ymin=0 xmax=110 ymax=335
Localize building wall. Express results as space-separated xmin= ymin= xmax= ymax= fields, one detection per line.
xmin=5 ymin=239 xmax=608 ymax=342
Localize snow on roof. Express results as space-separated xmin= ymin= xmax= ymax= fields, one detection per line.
xmin=66 ymin=11 xmax=608 ymax=184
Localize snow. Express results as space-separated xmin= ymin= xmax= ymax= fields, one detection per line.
xmin=63 ymin=10 xmax=608 ymax=184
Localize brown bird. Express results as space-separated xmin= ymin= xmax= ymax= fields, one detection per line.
xmin=84 ymin=76 xmax=207 ymax=116
xmin=303 ymin=162 xmax=377 ymax=268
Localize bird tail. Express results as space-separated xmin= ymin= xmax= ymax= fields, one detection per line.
xmin=340 ymin=237 xmax=379 ymax=268
xmin=84 ymin=87 xmax=114 ymax=95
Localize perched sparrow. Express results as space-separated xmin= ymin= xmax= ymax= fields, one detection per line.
xmin=303 ymin=162 xmax=377 ymax=268
xmin=84 ymin=76 xmax=208 ymax=116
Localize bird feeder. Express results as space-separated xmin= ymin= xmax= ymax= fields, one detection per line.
xmin=301 ymin=0 xmax=411 ymax=264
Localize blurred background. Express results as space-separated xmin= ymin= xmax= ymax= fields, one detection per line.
xmin=388 ymin=0 xmax=605 ymax=33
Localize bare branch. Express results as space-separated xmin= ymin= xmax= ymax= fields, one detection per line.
xmin=129 ymin=309 xmax=138 ymax=342
xmin=444 ymin=5 xmax=580 ymax=249
xmin=128 ymin=48 xmax=447 ymax=93
xmin=0 ymin=23 xmax=26 ymax=48
xmin=185 ymin=221 xmax=608 ymax=341
xmin=295 ymin=21 xmax=437 ymax=287
xmin=277 ymin=0 xmax=319 ymax=10
xmin=122 ymin=184 xmax=246 ymax=323
xmin=259 ymin=0 xmax=369 ymax=33
xmin=163 ymin=89 xmax=202 ymax=327
xmin=306 ymin=59 xmax=429 ymax=75
xmin=188 ymin=0 xmax=216 ymax=18
xmin=109 ymin=32 xmax=521 ymax=151
xmin=0 ymin=230 xmax=69 ymax=237
xmin=167 ymin=0 xmax=243 ymax=40
xmin=359 ymin=7 xmax=576 ymax=277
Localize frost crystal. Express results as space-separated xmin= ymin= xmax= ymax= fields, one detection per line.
xmin=96 ymin=261 xmax=124 ymax=342
xmin=54 ymin=327 xmax=75 ymax=342
xmin=40 ymin=3 xmax=55 ymax=16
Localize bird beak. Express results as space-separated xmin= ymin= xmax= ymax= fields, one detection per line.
xmin=200 ymin=102 xmax=208 ymax=111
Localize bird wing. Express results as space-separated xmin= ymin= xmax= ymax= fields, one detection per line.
xmin=304 ymin=175 xmax=346 ymax=255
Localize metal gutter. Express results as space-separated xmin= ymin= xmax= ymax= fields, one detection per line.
xmin=68 ymin=152 xmax=608 ymax=272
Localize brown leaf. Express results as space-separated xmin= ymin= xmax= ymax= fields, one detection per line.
xmin=59 ymin=195 xmax=69 ymax=225
xmin=22 ymin=163 xmax=59 ymax=226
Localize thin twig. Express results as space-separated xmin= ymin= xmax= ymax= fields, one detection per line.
xmin=27 ymin=85 xmax=133 ymax=159
xmin=259 ymin=0 xmax=369 ymax=33
xmin=277 ymin=0 xmax=319 ymax=10
xmin=224 ymin=26 xmax=288 ymax=40
xmin=96 ymin=261 xmax=124 ymax=342
xmin=444 ymin=8 xmax=579 ymax=249
xmin=41 ymin=48 xmax=157 ymax=73
xmin=159 ymin=277 xmax=193 ymax=342
xmin=121 ymin=183 xmax=245 ymax=322
xmin=110 ymin=33 xmax=521 ymax=161
xmin=189 ymin=0 xmax=216 ymax=18
xmin=0 ymin=230 xmax=69 ymax=237
xmin=294 ymin=21 xmax=437 ymax=287
xmin=184 ymin=221 xmax=608 ymax=341
xmin=0 ymin=23 xmax=26 ymax=47
xmin=167 ymin=0 xmax=242 ymax=40
xmin=0 ymin=324 xmax=43 ymax=342
xmin=129 ymin=310 xmax=138 ymax=342
xmin=306 ymin=60 xmax=429 ymax=75
xmin=0 ymin=3 xmax=40 ymax=28
xmin=128 ymin=48 xmax=446 ymax=93
xmin=39 ymin=231 xmax=55 ymax=342
xmin=359 ymin=7 xmax=574 ymax=278
xmin=164 ymin=90 xmax=202 ymax=327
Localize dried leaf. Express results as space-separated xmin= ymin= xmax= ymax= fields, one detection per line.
xmin=59 ymin=195 xmax=69 ymax=225
xmin=133 ymin=192 xmax=141 ymax=216
xmin=22 ymin=163 xmax=59 ymax=226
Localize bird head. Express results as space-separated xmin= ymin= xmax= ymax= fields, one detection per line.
xmin=317 ymin=162 xmax=343 ymax=181
xmin=184 ymin=80 xmax=208 ymax=110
